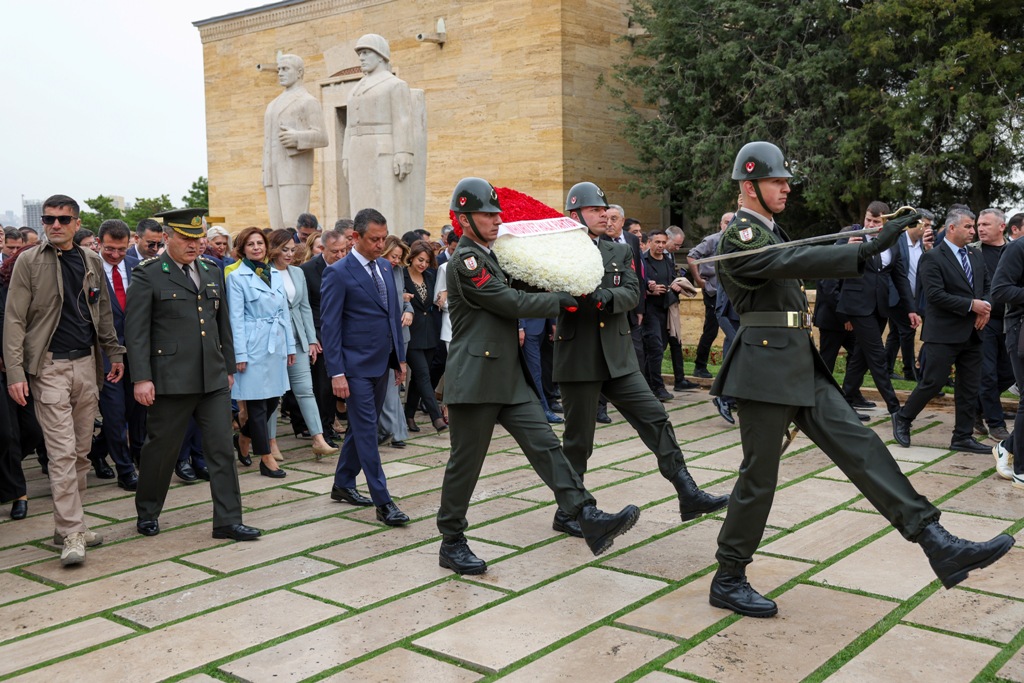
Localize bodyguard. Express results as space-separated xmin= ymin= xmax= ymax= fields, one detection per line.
xmin=126 ymin=208 xmax=260 ymax=541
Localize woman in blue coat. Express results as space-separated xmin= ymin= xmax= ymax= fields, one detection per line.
xmin=228 ymin=227 xmax=295 ymax=478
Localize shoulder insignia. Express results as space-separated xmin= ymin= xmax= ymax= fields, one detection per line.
xmin=462 ymin=255 xmax=478 ymax=271
xmin=198 ymin=256 xmax=215 ymax=270
xmin=137 ymin=257 xmax=160 ymax=268
xmin=739 ymin=227 xmax=754 ymax=242
xmin=161 ymin=262 xmax=170 ymax=273
xmin=470 ymin=268 xmax=492 ymax=289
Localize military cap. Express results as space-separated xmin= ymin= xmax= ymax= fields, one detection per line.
xmin=154 ymin=207 xmax=208 ymax=238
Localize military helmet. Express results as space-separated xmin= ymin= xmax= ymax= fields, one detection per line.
xmin=451 ymin=177 xmax=502 ymax=213
xmin=565 ymin=182 xmax=609 ymax=212
xmin=731 ymin=141 xmax=793 ymax=181
xmin=354 ymin=33 xmax=391 ymax=62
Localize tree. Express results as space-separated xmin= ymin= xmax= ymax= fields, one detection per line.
xmin=80 ymin=195 xmax=125 ymax=233
xmin=125 ymin=195 xmax=175 ymax=228
xmin=182 ymin=176 xmax=208 ymax=208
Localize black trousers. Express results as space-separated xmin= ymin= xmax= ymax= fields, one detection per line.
xmin=0 ymin=374 xmax=25 ymax=503
xmin=405 ymin=347 xmax=442 ymax=422
xmin=842 ymin=312 xmax=902 ymax=413
xmin=817 ymin=328 xmax=858 ymax=375
xmin=310 ymin=349 xmax=336 ymax=435
xmin=1004 ymin=320 xmax=1024 ymax=475
xmin=240 ymin=397 xmax=280 ymax=455
xmin=884 ymin=309 xmax=918 ymax=379
xmin=642 ymin=306 xmax=669 ymax=391
xmin=901 ymin=337 xmax=982 ymax=441
xmin=694 ymin=292 xmax=719 ymax=370
xmin=977 ymin=325 xmax=1014 ymax=428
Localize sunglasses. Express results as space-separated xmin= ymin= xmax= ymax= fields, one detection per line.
xmin=144 ymin=240 xmax=163 ymax=249
xmin=41 ymin=215 xmax=77 ymax=226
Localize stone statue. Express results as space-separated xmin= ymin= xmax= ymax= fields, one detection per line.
xmin=263 ymin=54 xmax=328 ymax=230
xmin=343 ymin=34 xmax=423 ymax=234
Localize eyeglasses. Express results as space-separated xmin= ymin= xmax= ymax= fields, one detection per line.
xmin=41 ymin=215 xmax=76 ymax=226
xmin=101 ymin=246 xmax=128 ymax=254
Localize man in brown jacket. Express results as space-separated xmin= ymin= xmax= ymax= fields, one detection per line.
xmin=3 ymin=194 xmax=125 ymax=566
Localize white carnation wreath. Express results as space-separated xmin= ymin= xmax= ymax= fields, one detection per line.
xmin=491 ymin=217 xmax=604 ymax=296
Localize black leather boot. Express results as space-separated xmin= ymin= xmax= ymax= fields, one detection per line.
xmin=915 ymin=521 xmax=1015 ymax=589
xmin=552 ymin=509 xmax=583 ymax=537
xmin=439 ymin=535 xmax=487 ymax=575
xmin=576 ymin=503 xmax=641 ymax=556
xmin=709 ymin=568 xmax=778 ymax=617
xmin=671 ymin=467 xmax=729 ymax=521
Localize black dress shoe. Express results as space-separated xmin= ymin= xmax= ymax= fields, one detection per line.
xmin=856 ymin=412 xmax=871 ymax=421
xmin=406 ymin=418 xmax=421 ymax=433
xmin=324 ymin=432 xmax=340 ymax=449
xmin=949 ymin=437 xmax=992 ymax=454
xmin=674 ymin=379 xmax=699 ymax=391
xmin=331 ymin=486 xmax=373 ymax=506
xmin=595 ymin=409 xmax=612 ymax=424
xmin=10 ymin=499 xmax=27 ymax=520
xmin=259 ymin=460 xmax=287 ymax=478
xmin=916 ymin=521 xmax=1015 ymax=588
xmin=709 ymin=570 xmax=778 ymax=617
xmin=175 ymin=461 xmax=198 ymax=483
xmin=91 ymin=457 xmax=115 ymax=479
xmin=376 ymin=501 xmax=410 ymax=526
xmin=693 ymin=368 xmax=714 ymax=379
xmin=212 ymin=523 xmax=262 ymax=541
xmin=294 ymin=430 xmax=312 ymax=440
xmin=390 ymin=440 xmax=407 ymax=449
xmin=712 ymin=396 xmax=735 ymax=425
xmin=193 ymin=465 xmax=210 ymax=481
xmin=654 ymin=388 xmax=674 ymax=402
xmin=234 ymin=434 xmax=251 ymax=466
xmin=117 ymin=473 xmax=139 ymax=491
xmin=439 ymin=535 xmax=487 ymax=575
xmin=137 ymin=519 xmax=160 ymax=536
xmin=548 ymin=400 xmax=563 ymax=413
xmin=671 ymin=468 xmax=729 ymax=521
xmin=377 ymin=431 xmax=393 ymax=447
xmin=974 ymin=416 xmax=989 ymax=437
xmin=433 ymin=418 xmax=449 ymax=434
xmin=891 ymin=411 xmax=912 ymax=447
xmin=552 ymin=508 xmax=583 ymax=537
xmin=577 ymin=503 xmax=641 ymax=556
xmin=848 ymin=395 xmax=877 ymax=409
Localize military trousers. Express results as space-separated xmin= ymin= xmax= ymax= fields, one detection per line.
xmin=437 ymin=400 xmax=594 ymax=540
xmin=136 ymin=387 xmax=243 ymax=528
xmin=560 ymin=371 xmax=685 ymax=482
xmin=716 ymin=370 xmax=939 ymax=574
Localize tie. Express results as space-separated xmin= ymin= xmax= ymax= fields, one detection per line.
xmin=112 ymin=266 xmax=127 ymax=310
xmin=182 ymin=264 xmax=197 ymax=292
xmin=958 ymin=247 xmax=974 ymax=288
xmin=368 ymin=260 xmax=387 ymax=306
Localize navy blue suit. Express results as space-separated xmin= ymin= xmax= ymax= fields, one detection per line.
xmin=321 ymin=251 xmax=406 ymax=505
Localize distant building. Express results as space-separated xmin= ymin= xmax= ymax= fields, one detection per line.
xmin=22 ymin=199 xmax=42 ymax=231
xmin=0 ymin=210 xmax=18 ymax=227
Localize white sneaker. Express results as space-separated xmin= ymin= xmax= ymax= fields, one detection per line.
xmin=1013 ymin=471 xmax=1024 ymax=490
xmin=61 ymin=532 xmax=86 ymax=566
xmin=993 ymin=441 xmax=1014 ymax=481
xmin=53 ymin=529 xmax=103 ymax=547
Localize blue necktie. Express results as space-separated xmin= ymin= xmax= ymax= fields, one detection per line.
xmin=958 ymin=247 xmax=974 ymax=288
xmin=368 ymin=260 xmax=387 ymax=306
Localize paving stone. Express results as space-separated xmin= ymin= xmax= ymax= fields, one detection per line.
xmin=616 ymin=556 xmax=811 ymax=639
xmin=0 ymin=512 xmax=106 ymax=549
xmin=601 ymin=518 xmax=721 ymax=581
xmin=905 ymin=587 xmax=1024 ymax=643
xmin=115 ymin=556 xmax=337 ymax=627
xmin=0 ymin=546 xmax=56 ymax=571
xmin=297 ymin=541 xmax=511 ymax=608
xmin=764 ymin=477 xmax=859 ymax=530
xmin=814 ymin=512 xmax=1012 ymax=600
xmin=287 ymin=461 xmax=429 ymax=495
xmin=828 ymin=623 xmax=1000 ymax=683
xmin=1000 ymin=645 xmax=1024 ymax=683
xmin=887 ymin=444 xmax=952 ymax=464
xmin=818 ymin=458 xmax=918 ymax=480
xmin=687 ymin=446 xmax=743 ymax=472
xmin=960 ymin=546 xmax=1024 ymax=598
xmin=242 ymin=486 xmax=315 ymax=509
xmin=177 ymin=676 xmax=223 ymax=683
xmin=512 ymin=467 xmax=641 ymax=503
xmin=320 ymin=648 xmax=481 ymax=682
xmin=498 ymin=625 xmax=675 ymax=682
xmin=941 ymin=476 xmax=1021 ymax=519
xmin=926 ymin=452 xmax=993 ymax=477
xmin=184 ymin=517 xmax=373 ymax=572
xmin=676 ymin=429 xmax=741 ymax=453
xmin=12 ymin=591 xmax=342 ymax=682
xmin=469 ymin=503 xmax=562 ymax=546
xmin=632 ymin=673 xmax=685 ymax=683
xmin=0 ymin=561 xmax=211 ymax=642
xmin=0 ymin=573 xmax=52 ymax=605
xmin=242 ymin=493 xmax=355 ymax=531
xmin=221 ymin=581 xmax=504 ymax=682
xmin=587 ymin=438 xmax=660 ymax=466
xmin=665 ymin=584 xmax=893 ymax=682
xmin=415 ymin=567 xmax=665 ymax=672
xmin=0 ymin=617 xmax=135 ymax=677
xmin=848 ymin=470 xmax=968 ymax=514
xmin=761 ymin=510 xmax=889 ymax=562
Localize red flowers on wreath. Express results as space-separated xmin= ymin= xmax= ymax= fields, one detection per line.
xmin=449 ymin=187 xmax=563 ymax=237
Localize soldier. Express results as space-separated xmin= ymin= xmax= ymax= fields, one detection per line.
xmin=553 ymin=182 xmax=728 ymax=538
xmin=436 ymin=177 xmax=642 ymax=575
xmin=707 ymin=141 xmax=1014 ymax=617
xmin=126 ymin=208 xmax=260 ymax=541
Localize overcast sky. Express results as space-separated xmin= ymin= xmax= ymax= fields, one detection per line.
xmin=1 ymin=1 xmax=259 ymax=219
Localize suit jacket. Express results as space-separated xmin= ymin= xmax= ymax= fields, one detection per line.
xmin=836 ymin=226 xmax=916 ymax=318
xmin=262 ymin=85 xmax=327 ymax=187
xmin=300 ymin=254 xmax=328 ymax=338
xmin=918 ymin=241 xmax=989 ymax=344
xmin=404 ymin=268 xmax=438 ymax=350
xmin=281 ymin=264 xmax=317 ymax=351
xmin=320 ymin=251 xmax=405 ymax=379
xmin=125 ymin=254 xmax=234 ymax=395
xmin=602 ymin=231 xmax=646 ymax=326
xmin=104 ymin=254 xmax=140 ymax=345
xmin=710 ymin=212 xmax=862 ymax=406
xmin=554 ymin=239 xmax=641 ymax=382
xmin=991 ymin=237 xmax=1024 ymax=328
xmin=445 ymin=237 xmax=563 ymax=405
xmin=812 ymin=278 xmax=847 ymax=332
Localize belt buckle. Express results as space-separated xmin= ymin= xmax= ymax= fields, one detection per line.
xmin=786 ymin=311 xmax=799 ymax=328
xmin=801 ymin=312 xmax=812 ymax=329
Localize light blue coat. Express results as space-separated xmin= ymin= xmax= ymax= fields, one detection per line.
xmin=228 ymin=262 xmax=295 ymax=400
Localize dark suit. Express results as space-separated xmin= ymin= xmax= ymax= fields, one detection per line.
xmin=126 ymin=254 xmax=242 ymax=528
xmin=301 ymin=254 xmax=336 ymax=436
xmin=321 ymin=251 xmax=405 ymax=505
xmin=990 ymin=238 xmax=1024 ymax=477
xmin=403 ymin=268 xmax=443 ymax=423
xmin=710 ymin=211 xmax=938 ymax=575
xmin=813 ymin=277 xmax=860 ymax=374
xmin=884 ymin=233 xmax=925 ymax=379
xmin=555 ymin=239 xmax=687 ymax=481
xmin=837 ymin=228 xmax=916 ymax=412
xmin=899 ymin=241 xmax=989 ymax=440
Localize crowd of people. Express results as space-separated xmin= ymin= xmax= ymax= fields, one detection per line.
xmin=0 ymin=147 xmax=1017 ymax=617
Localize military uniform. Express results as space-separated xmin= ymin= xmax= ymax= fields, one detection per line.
xmin=436 ymin=236 xmax=595 ymax=540
xmin=125 ymin=250 xmax=243 ymax=528
xmin=710 ymin=209 xmax=939 ymax=574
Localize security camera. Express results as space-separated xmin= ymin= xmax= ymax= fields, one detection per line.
xmin=417 ymin=18 xmax=447 ymax=46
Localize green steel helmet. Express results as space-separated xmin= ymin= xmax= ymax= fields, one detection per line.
xmin=731 ymin=141 xmax=793 ymax=181
xmin=565 ymin=182 xmax=609 ymax=212
xmin=450 ymin=177 xmax=502 ymax=213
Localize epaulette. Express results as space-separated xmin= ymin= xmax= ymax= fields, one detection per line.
xmin=136 ymin=257 xmax=160 ymax=268
xmin=198 ymin=256 xmax=218 ymax=271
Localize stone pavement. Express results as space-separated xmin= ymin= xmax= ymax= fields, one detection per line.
xmin=1 ymin=392 xmax=1022 ymax=682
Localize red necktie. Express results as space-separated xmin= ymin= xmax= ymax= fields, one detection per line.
xmin=112 ymin=266 xmax=127 ymax=310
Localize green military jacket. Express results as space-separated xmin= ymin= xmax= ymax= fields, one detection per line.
xmin=553 ymin=238 xmax=640 ymax=382
xmin=445 ymin=236 xmax=563 ymax=405
xmin=710 ymin=211 xmax=862 ymax=406
xmin=125 ymin=253 xmax=235 ymax=395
